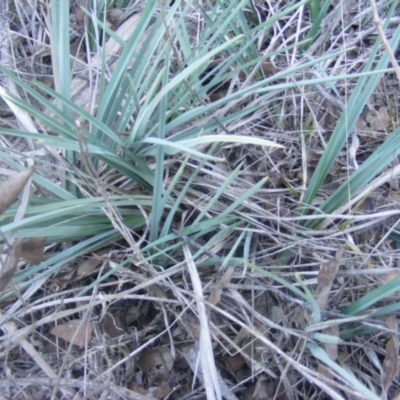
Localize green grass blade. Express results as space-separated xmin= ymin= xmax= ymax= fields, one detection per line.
xmin=308 ymin=343 xmax=381 ymax=400
xmin=129 ymin=35 xmax=245 ymax=143
xmin=150 ymin=53 xmax=169 ymax=241
xmin=302 ymin=0 xmax=332 ymax=51
xmin=305 ymin=126 xmax=400 ymax=228
xmin=50 ymin=0 xmax=71 ymax=107
xmin=342 ymin=274 xmax=400 ymax=316
xmin=300 ymin=1 xmax=400 ymax=213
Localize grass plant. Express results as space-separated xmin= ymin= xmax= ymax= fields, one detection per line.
xmin=1 ymin=0 xmax=400 ymax=399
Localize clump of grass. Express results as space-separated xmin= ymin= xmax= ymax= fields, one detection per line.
xmin=1 ymin=0 xmax=400 ymax=399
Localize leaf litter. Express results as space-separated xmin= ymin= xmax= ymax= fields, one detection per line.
xmin=2 ymin=1 xmax=400 ymax=400
xmin=0 ymin=240 xmax=22 ymax=292
xmin=50 ymin=319 xmax=93 ymax=348
xmin=0 ymin=166 xmax=35 ymax=215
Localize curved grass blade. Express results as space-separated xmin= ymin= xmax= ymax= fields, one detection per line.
xmin=308 ymin=343 xmax=381 ymax=400
xmin=342 ymin=274 xmax=400 ymax=316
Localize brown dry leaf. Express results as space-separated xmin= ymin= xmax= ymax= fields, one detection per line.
xmin=252 ymin=377 xmax=272 ymax=400
xmin=260 ymin=61 xmax=280 ymax=76
xmin=225 ymin=354 xmax=246 ymax=373
xmin=74 ymin=0 xmax=88 ymax=23
xmin=318 ymin=325 xmax=339 ymax=381
xmin=270 ymin=305 xmax=285 ymax=323
xmin=296 ymin=167 xmax=314 ymax=184
xmin=253 ymin=291 xmax=270 ymax=320
xmin=147 ymin=381 xmax=171 ymax=400
xmin=20 ymin=237 xmax=46 ymax=264
xmin=137 ymin=347 xmax=174 ymax=385
xmin=208 ymin=266 xmax=234 ymax=306
xmin=126 ymin=379 xmax=162 ymax=400
xmin=76 ymin=257 xmax=102 ymax=279
xmin=385 ymin=269 xmax=400 ymax=283
xmin=323 ymin=325 xmax=339 ymax=362
xmin=317 ymin=364 xmax=334 ymax=384
xmin=126 ymin=382 xmax=147 ymax=395
xmin=107 ymin=8 xmax=123 ymax=26
xmin=52 ymin=268 xmax=75 ymax=291
xmin=127 ymin=381 xmax=170 ymax=400
xmin=99 ymin=313 xmax=124 ymax=338
xmin=125 ymin=304 xmax=141 ymax=325
xmin=386 ymin=315 xmax=397 ymax=331
xmin=317 ymin=247 xmax=344 ymax=310
xmin=382 ymin=316 xmax=399 ymax=393
xmin=0 ymin=166 xmax=35 ymax=215
xmin=356 ymin=116 xmax=368 ymax=131
xmin=365 ymin=107 xmax=391 ymax=131
xmin=0 ymin=241 xmax=23 ymax=292
xmin=179 ymin=312 xmax=201 ymax=340
xmin=50 ymin=320 xmax=93 ymax=347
